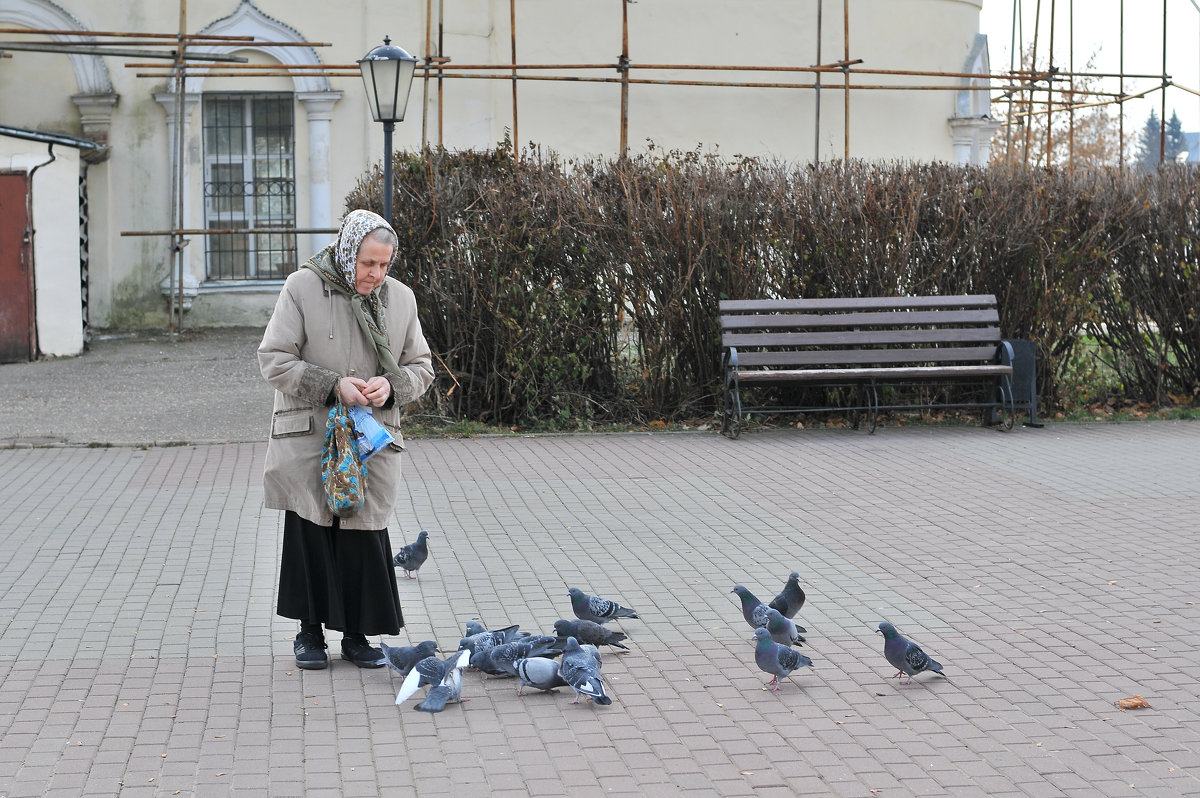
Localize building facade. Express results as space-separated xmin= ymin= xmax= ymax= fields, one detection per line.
xmin=0 ymin=0 xmax=995 ymax=355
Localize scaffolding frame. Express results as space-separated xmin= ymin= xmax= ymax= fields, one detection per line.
xmin=3 ymin=0 xmax=1191 ymax=333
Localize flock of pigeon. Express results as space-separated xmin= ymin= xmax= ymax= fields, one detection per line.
xmin=384 ymin=532 xmax=945 ymax=712
xmin=732 ymin=573 xmax=945 ymax=691
xmin=378 ymin=584 xmax=638 ymax=712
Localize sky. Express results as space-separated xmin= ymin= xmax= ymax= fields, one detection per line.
xmin=978 ymin=0 xmax=1200 ymax=136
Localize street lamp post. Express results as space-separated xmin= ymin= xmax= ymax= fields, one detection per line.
xmin=358 ymin=36 xmax=418 ymax=226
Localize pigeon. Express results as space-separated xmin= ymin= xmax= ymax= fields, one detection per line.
xmin=464 ymin=620 xmax=487 ymax=637
xmin=768 ymin=572 xmax=806 ymax=619
xmin=753 ymin=627 xmax=813 ymax=691
xmin=877 ymin=621 xmax=945 ymax=684
xmin=458 ymin=623 xmax=523 ymax=659
xmin=414 ymin=677 xmax=465 ymax=712
xmin=392 ymin=530 xmax=429 ymax=578
xmin=478 ymin=635 xmax=565 ymax=677
xmin=558 ymin=636 xmax=612 ymax=705
xmin=568 ymin=587 xmax=639 ymax=625
xmin=378 ymin=639 xmax=439 ymax=676
xmin=553 ymin=619 xmax=630 ymax=651
xmin=396 ymin=649 xmax=471 ymax=705
xmin=765 ymin=608 xmax=806 ymax=647
xmin=515 ymin=657 xmax=569 ymax=695
xmin=731 ymin=585 xmax=771 ymax=630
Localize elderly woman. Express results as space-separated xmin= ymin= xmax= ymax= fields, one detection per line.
xmin=258 ymin=209 xmax=434 ymax=670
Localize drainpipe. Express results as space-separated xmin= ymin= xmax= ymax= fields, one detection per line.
xmin=24 ymin=142 xmax=58 ymax=358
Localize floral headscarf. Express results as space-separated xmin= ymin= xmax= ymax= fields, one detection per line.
xmin=334 ymin=209 xmax=395 ymax=291
xmin=302 ymin=209 xmax=404 ymax=376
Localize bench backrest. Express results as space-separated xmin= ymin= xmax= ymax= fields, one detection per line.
xmin=719 ymin=295 xmax=1003 ymax=367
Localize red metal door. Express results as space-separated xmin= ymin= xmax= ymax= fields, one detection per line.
xmin=0 ymin=173 xmax=35 ymax=362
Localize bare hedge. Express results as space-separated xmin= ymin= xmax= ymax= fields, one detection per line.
xmin=345 ymin=146 xmax=1200 ymax=425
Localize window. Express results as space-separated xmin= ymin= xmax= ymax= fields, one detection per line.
xmin=202 ymin=93 xmax=297 ymax=280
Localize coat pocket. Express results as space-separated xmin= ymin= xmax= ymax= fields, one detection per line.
xmin=384 ymin=422 xmax=405 ymax=451
xmin=271 ymin=409 xmax=314 ymax=438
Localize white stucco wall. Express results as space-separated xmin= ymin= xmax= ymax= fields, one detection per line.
xmin=0 ymin=136 xmax=85 ymax=357
xmin=0 ymin=0 xmax=986 ymax=333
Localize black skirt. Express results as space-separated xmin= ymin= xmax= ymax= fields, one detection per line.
xmin=277 ymin=511 xmax=404 ymax=636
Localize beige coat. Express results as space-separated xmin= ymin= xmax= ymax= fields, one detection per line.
xmin=258 ymin=265 xmax=434 ymax=529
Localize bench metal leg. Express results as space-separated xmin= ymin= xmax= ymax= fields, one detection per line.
xmin=989 ymin=377 xmax=1015 ymax=432
xmin=866 ymin=379 xmax=879 ymax=434
xmin=721 ymin=365 xmax=743 ymax=440
xmin=724 ymin=384 xmax=743 ymax=440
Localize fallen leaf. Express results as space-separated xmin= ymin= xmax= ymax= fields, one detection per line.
xmin=1117 ymin=695 xmax=1150 ymax=711
xmin=1108 ymin=580 xmax=1117 ymax=585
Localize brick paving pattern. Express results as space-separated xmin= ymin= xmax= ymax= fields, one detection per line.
xmin=1 ymin=422 xmax=1198 ymax=796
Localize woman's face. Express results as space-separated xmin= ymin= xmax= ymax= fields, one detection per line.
xmin=354 ymin=237 xmax=394 ymax=295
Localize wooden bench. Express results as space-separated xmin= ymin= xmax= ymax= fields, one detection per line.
xmin=719 ymin=295 xmax=1037 ymax=439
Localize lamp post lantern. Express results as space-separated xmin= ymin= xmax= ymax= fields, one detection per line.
xmin=358 ymin=36 xmax=418 ymax=226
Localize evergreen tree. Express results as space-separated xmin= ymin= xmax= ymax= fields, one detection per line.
xmin=1135 ymin=108 xmax=1161 ymax=171
xmin=1164 ymin=110 xmax=1187 ymax=163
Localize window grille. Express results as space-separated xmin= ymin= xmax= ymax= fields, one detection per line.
xmin=202 ymin=93 xmax=297 ymax=280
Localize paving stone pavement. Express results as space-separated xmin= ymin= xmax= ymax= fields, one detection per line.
xmin=1 ymin=330 xmax=1199 ymax=796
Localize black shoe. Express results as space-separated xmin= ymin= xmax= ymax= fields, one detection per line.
xmin=341 ymin=636 xmax=385 ymax=668
xmin=294 ymin=631 xmax=328 ymax=670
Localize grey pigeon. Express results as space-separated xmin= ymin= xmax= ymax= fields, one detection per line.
xmin=753 ymin=627 xmax=813 ymax=691
xmin=768 ymin=572 xmax=806 ymax=619
xmin=515 ymin=657 xmax=568 ymax=695
xmin=558 ymin=636 xmax=612 ymax=705
xmin=458 ymin=623 xmax=522 ymax=660
xmin=480 ymin=635 xmax=565 ymax=677
xmin=397 ymin=649 xmax=471 ymax=705
xmin=464 ymin=620 xmax=487 ymax=637
xmin=765 ymin=608 xmax=806 ymax=646
xmin=378 ymin=639 xmax=439 ymax=676
xmin=877 ymin=621 xmax=945 ymax=684
xmin=731 ymin=585 xmax=771 ymax=629
xmin=553 ymin=619 xmax=630 ymax=651
xmin=569 ymin=587 xmax=639 ymax=625
xmin=392 ymin=530 xmax=429 ymax=578
xmin=414 ymin=679 xmax=464 ymax=712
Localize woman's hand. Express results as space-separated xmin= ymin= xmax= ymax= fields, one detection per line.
xmin=338 ymin=376 xmax=370 ymax=406
xmin=361 ymin=376 xmax=392 ymax=407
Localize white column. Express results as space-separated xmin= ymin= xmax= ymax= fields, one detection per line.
xmin=298 ymin=90 xmax=343 ymax=254
xmin=948 ymin=117 xmax=1002 ymax=166
xmin=152 ymin=91 xmax=202 ymax=232
xmin=153 ymin=90 xmax=201 ymax=302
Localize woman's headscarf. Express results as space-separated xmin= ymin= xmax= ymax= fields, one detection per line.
xmin=304 ymin=209 xmax=404 ymax=376
xmin=334 ymin=209 xmax=395 ymax=291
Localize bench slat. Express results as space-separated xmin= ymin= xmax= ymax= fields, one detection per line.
xmin=735 ymin=346 xmax=1000 ymax=367
xmin=721 ymin=308 xmax=999 ymax=330
xmin=723 ymin=327 xmax=1001 ymax=348
xmin=735 ymin=364 xmax=1013 ymax=382
xmin=719 ymin=294 xmax=998 ymax=313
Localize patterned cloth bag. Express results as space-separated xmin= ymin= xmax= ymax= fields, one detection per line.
xmin=321 ymin=400 xmax=368 ymax=517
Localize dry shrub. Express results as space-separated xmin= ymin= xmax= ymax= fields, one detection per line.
xmin=344 ymin=145 xmax=1200 ymax=426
